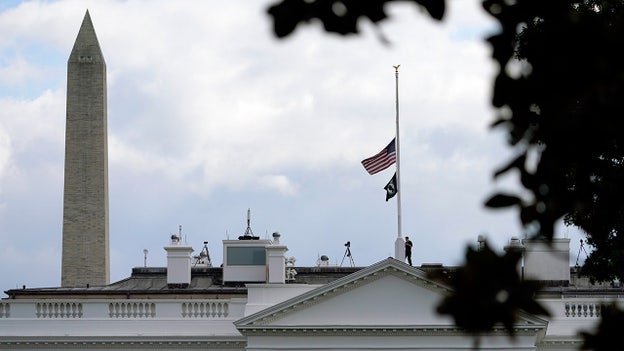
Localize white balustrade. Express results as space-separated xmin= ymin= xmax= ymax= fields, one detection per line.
xmin=0 ymin=299 xmax=242 ymax=320
xmin=564 ymin=302 xmax=602 ymax=318
xmin=36 ymin=302 xmax=83 ymax=318
xmin=181 ymin=301 xmax=229 ymax=318
xmin=108 ymin=302 xmax=155 ymax=318
xmin=0 ymin=303 xmax=9 ymax=318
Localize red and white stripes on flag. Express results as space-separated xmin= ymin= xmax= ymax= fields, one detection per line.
xmin=361 ymin=138 xmax=396 ymax=175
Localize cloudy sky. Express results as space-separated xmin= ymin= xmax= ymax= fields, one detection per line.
xmin=0 ymin=0 xmax=586 ymax=294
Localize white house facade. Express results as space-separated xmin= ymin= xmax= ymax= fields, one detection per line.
xmin=0 ymin=233 xmax=617 ymax=351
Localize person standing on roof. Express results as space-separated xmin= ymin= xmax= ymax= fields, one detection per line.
xmin=405 ymin=236 xmax=413 ymax=266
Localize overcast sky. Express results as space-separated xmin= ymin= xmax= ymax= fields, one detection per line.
xmin=0 ymin=0 xmax=586 ymax=295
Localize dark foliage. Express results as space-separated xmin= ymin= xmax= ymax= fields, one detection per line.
xmin=266 ymin=0 xmax=624 ymax=344
xmin=484 ymin=0 xmax=624 ymax=238
xmin=267 ymin=0 xmax=444 ymax=38
xmin=484 ymin=0 xmax=624 ymax=284
xmin=434 ymin=242 xmax=548 ymax=336
xmin=581 ymin=303 xmax=624 ymax=350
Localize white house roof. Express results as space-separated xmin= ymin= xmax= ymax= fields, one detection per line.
xmin=235 ymin=258 xmax=548 ymax=333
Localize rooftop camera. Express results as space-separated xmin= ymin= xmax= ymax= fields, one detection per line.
xmin=341 ymin=241 xmax=354 ymax=267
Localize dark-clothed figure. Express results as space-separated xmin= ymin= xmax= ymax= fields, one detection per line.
xmin=405 ymin=236 xmax=413 ymax=266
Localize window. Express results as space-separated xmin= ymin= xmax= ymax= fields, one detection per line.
xmin=78 ymin=55 xmax=93 ymax=63
xmin=226 ymin=247 xmax=266 ymax=265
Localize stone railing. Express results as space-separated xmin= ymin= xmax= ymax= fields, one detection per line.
xmin=36 ymin=302 xmax=83 ymax=318
xmin=564 ymin=302 xmax=601 ymax=318
xmin=108 ymin=302 xmax=155 ymax=318
xmin=0 ymin=303 xmax=9 ymax=318
xmin=537 ymin=297 xmax=620 ymax=324
xmin=181 ymin=301 xmax=228 ymax=318
xmin=0 ymin=299 xmax=245 ymax=320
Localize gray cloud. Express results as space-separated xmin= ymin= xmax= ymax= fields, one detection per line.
xmin=0 ymin=0 xmax=585 ymax=294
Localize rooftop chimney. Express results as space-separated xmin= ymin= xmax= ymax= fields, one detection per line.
xmin=504 ymin=236 xmax=525 ymax=278
xmin=164 ymin=229 xmax=194 ymax=288
xmin=266 ymin=232 xmax=288 ymax=284
xmin=523 ymin=238 xmax=570 ymax=283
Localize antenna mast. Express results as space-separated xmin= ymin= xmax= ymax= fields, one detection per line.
xmin=239 ymin=208 xmax=259 ymax=240
xmin=244 ymin=208 xmax=253 ymax=237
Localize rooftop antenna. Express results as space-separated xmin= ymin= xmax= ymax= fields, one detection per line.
xmin=143 ymin=249 xmax=148 ymax=267
xmin=239 ymin=208 xmax=259 ymax=240
xmin=245 ymin=208 xmax=253 ymax=236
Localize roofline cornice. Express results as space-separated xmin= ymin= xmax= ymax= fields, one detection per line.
xmin=236 ymin=325 xmax=546 ymax=337
xmin=0 ymin=336 xmax=246 ymax=349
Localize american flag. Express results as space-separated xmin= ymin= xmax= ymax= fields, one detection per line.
xmin=361 ymin=138 xmax=396 ymax=175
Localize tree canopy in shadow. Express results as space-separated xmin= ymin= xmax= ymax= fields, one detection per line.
xmin=267 ymin=0 xmax=624 ymax=347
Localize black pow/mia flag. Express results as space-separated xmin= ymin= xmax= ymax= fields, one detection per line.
xmin=384 ymin=172 xmax=397 ymax=201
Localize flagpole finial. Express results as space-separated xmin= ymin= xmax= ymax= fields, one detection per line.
xmin=393 ymin=64 xmax=400 ymax=73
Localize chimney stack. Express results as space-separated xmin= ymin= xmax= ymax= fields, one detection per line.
xmin=523 ymin=238 xmax=570 ymax=283
xmin=266 ymin=232 xmax=288 ymax=284
xmin=164 ymin=231 xmax=194 ymax=288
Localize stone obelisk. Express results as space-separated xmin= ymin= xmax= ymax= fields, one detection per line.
xmin=61 ymin=10 xmax=109 ymax=287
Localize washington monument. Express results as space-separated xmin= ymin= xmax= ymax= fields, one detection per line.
xmin=61 ymin=10 xmax=109 ymax=287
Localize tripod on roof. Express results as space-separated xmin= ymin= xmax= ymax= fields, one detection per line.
xmin=575 ymin=239 xmax=588 ymax=267
xmin=341 ymin=241 xmax=354 ymax=267
xmin=193 ymin=241 xmax=212 ymax=267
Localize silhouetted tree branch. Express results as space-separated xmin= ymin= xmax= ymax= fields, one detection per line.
xmin=266 ymin=0 xmax=624 ymax=345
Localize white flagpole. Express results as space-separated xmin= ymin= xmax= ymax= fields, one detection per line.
xmin=393 ymin=65 xmax=404 ymax=261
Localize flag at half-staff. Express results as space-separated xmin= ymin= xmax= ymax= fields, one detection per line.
xmin=384 ymin=172 xmax=397 ymax=201
xmin=361 ymin=138 xmax=396 ymax=175
xmin=358 ymin=66 xmax=404 ymax=260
